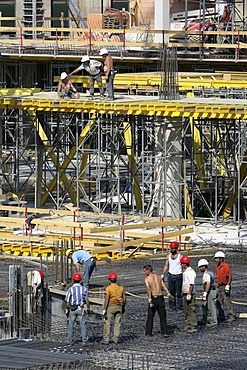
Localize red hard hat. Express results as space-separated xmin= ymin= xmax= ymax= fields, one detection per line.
xmin=38 ymin=270 xmax=45 ymax=279
xmin=180 ymin=256 xmax=190 ymax=264
xmin=170 ymin=241 xmax=179 ymax=249
xmin=72 ymin=273 xmax=82 ymax=281
xmin=108 ymin=272 xmax=117 ymax=279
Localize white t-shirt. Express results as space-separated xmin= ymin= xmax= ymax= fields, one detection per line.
xmin=78 ymin=59 xmax=102 ymax=76
xmin=168 ymin=253 xmax=182 ymax=275
xmin=182 ymin=266 xmax=196 ymax=294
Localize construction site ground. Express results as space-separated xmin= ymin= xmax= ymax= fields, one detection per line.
xmin=0 ymin=248 xmax=247 ymax=369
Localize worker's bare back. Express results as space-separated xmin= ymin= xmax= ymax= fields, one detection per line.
xmin=145 ymin=273 xmax=163 ymax=296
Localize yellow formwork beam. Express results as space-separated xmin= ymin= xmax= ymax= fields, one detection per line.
xmin=123 ymin=121 xmax=142 ymax=211
xmin=1 ymin=97 xmax=247 ymax=119
xmin=41 ymin=114 xmax=96 ymax=205
xmin=28 ymin=110 xmax=77 ymax=205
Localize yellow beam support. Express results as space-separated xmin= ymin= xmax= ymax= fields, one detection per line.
xmin=28 ymin=110 xmax=77 ymax=205
xmin=123 ymin=121 xmax=142 ymax=211
xmin=191 ymin=119 xmax=206 ymax=188
xmin=41 ymin=115 xmax=96 ymax=205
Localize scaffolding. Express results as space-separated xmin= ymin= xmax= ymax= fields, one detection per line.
xmin=0 ymin=99 xmax=247 ymax=224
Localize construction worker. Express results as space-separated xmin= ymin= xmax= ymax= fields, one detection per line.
xmin=214 ymin=251 xmax=235 ymax=322
xmin=69 ymin=55 xmax=104 ymax=100
xmin=99 ymin=48 xmax=115 ymax=100
xmin=181 ymin=256 xmax=197 ymax=333
xmin=143 ymin=264 xmax=172 ymax=337
xmin=57 ymin=72 xmax=80 ymax=99
xmin=102 ymin=272 xmax=126 ymax=345
xmin=197 ymin=259 xmax=218 ymax=327
xmin=66 ymin=249 xmax=96 ymax=289
xmin=65 ymin=272 xmax=90 ymax=345
xmin=161 ymin=241 xmax=183 ymax=310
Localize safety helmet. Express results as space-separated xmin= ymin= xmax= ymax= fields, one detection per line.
xmin=198 ymin=259 xmax=209 ymax=267
xmin=60 ymin=72 xmax=68 ymax=80
xmin=72 ymin=273 xmax=82 ymax=281
xmin=170 ymin=241 xmax=179 ymax=249
xmin=214 ymin=251 xmax=225 ymax=259
xmin=81 ymin=55 xmax=90 ymax=63
xmin=108 ymin=272 xmax=117 ymax=280
xmin=180 ymin=256 xmax=190 ymax=264
xmin=38 ymin=270 xmax=45 ymax=279
xmin=65 ymin=249 xmax=73 ymax=257
xmin=99 ymin=48 xmax=108 ymax=56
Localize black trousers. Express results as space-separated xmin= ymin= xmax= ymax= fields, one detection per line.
xmin=145 ymin=295 xmax=168 ymax=335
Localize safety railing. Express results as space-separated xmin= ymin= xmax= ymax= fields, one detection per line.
xmin=1 ymin=25 xmax=247 ymax=61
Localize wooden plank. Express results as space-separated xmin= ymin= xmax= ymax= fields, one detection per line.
xmin=89 ymin=219 xmax=194 ymax=233
xmin=92 ymin=227 xmax=194 ymax=253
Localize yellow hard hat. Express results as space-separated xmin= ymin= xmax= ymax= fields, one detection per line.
xmin=65 ymin=249 xmax=73 ymax=257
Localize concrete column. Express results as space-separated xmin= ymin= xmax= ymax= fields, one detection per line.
xmin=148 ymin=118 xmax=182 ymax=218
xmin=154 ymin=0 xmax=170 ymax=43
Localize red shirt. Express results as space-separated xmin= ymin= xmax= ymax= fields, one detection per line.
xmin=215 ymin=261 xmax=232 ymax=286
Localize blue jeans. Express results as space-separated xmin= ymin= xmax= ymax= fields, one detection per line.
xmin=106 ymin=71 xmax=115 ymax=99
xmin=67 ymin=306 xmax=88 ymax=343
xmin=168 ymin=273 xmax=182 ymax=309
xmin=83 ymin=258 xmax=96 ymax=288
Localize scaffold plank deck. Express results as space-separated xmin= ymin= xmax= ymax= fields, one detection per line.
xmin=1 ymin=92 xmax=247 ymax=119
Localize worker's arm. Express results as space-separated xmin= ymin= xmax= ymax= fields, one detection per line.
xmin=122 ymin=290 xmax=126 ymax=306
xmin=68 ymin=66 xmax=81 ymax=77
xmin=104 ymin=56 xmax=111 ymax=80
xmin=75 ymin=263 xmax=80 ymax=272
xmin=70 ymin=82 xmax=78 ymax=93
xmin=145 ymin=278 xmax=152 ymax=301
xmin=85 ymin=297 xmax=90 ymax=310
xmin=57 ymin=81 xmax=62 ymax=98
xmin=104 ymin=293 xmax=110 ymax=311
xmin=161 ymin=258 xmax=169 ymax=278
xmin=161 ymin=279 xmax=170 ymax=296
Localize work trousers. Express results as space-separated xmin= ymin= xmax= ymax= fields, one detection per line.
xmin=89 ymin=73 xmax=104 ymax=96
xmin=145 ymin=295 xmax=168 ymax=336
xmin=103 ymin=304 xmax=123 ymax=344
xmin=82 ymin=258 xmax=96 ymax=288
xmin=168 ymin=273 xmax=182 ymax=309
xmin=183 ymin=294 xmax=197 ymax=330
xmin=201 ymin=289 xmax=217 ymax=325
xmin=67 ymin=306 xmax=88 ymax=343
xmin=106 ymin=71 xmax=115 ymax=99
xmin=216 ymin=285 xmax=235 ymax=320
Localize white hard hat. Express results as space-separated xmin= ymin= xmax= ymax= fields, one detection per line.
xmin=198 ymin=258 xmax=209 ymax=267
xmin=81 ymin=55 xmax=90 ymax=63
xmin=214 ymin=251 xmax=225 ymax=259
xmin=99 ymin=48 xmax=108 ymax=56
xmin=60 ymin=72 xmax=68 ymax=80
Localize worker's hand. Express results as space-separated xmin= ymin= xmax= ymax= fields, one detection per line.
xmin=202 ymin=292 xmax=207 ymax=301
xmin=167 ymin=293 xmax=175 ymax=301
xmin=65 ymin=308 xmax=70 ymax=317
xmin=225 ymin=284 xmax=230 ymax=294
xmin=148 ymin=298 xmax=154 ymax=308
xmin=186 ymin=294 xmax=192 ymax=302
xmin=161 ymin=274 xmax=165 ymax=281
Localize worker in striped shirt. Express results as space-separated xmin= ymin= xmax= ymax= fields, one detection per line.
xmin=65 ymin=272 xmax=90 ymax=345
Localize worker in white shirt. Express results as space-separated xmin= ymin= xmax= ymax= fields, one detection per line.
xmin=69 ymin=55 xmax=104 ymax=100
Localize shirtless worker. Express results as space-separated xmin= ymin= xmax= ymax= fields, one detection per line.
xmin=143 ymin=264 xmax=172 ymax=337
